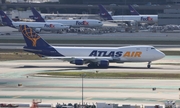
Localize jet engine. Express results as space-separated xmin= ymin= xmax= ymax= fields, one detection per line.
xmin=35 ymin=28 xmax=41 ymax=33
xmin=70 ymin=59 xmax=83 ymax=65
xmin=98 ymin=60 xmax=109 ymax=67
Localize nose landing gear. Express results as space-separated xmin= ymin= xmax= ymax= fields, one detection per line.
xmin=147 ymin=62 xmax=151 ymax=68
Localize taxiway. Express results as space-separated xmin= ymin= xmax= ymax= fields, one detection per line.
xmin=0 ymin=56 xmax=180 ymax=105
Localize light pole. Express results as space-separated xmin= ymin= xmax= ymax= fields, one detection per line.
xmin=81 ymin=73 xmax=86 ymax=108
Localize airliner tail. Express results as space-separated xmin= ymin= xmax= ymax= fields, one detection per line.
xmin=30 ymin=7 xmax=45 ymax=22
xmin=128 ymin=5 xmax=140 ymax=15
xmin=20 ymin=25 xmax=64 ymax=56
xmin=0 ymin=10 xmax=14 ymax=27
xmin=98 ymin=4 xmax=113 ymax=20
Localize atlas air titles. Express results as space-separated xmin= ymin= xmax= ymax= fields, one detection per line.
xmin=89 ymin=50 xmax=142 ymax=57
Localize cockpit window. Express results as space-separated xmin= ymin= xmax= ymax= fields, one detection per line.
xmin=151 ymin=47 xmax=155 ymax=49
xmin=98 ymin=22 xmax=101 ymax=23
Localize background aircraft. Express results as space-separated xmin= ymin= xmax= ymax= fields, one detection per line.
xmin=128 ymin=5 xmax=158 ymax=22
xmin=128 ymin=5 xmax=140 ymax=15
xmin=20 ymin=25 xmax=165 ymax=68
xmin=30 ymin=7 xmax=103 ymax=28
xmin=0 ymin=10 xmax=69 ymax=33
xmin=98 ymin=4 xmax=157 ymax=24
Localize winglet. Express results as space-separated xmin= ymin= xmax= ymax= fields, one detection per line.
xmin=0 ymin=10 xmax=14 ymax=27
xmin=30 ymin=7 xmax=45 ymax=22
xmin=98 ymin=4 xmax=113 ymax=20
xmin=128 ymin=5 xmax=140 ymax=15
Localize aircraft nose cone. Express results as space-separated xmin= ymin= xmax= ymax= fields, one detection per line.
xmin=99 ymin=22 xmax=103 ymax=26
xmin=158 ymin=51 xmax=165 ymax=59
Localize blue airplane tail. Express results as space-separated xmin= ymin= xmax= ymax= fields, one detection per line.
xmin=98 ymin=4 xmax=113 ymax=20
xmin=20 ymin=25 xmax=63 ymax=56
xmin=0 ymin=10 xmax=14 ymax=27
xmin=128 ymin=5 xmax=140 ymax=15
xmin=30 ymin=7 xmax=45 ymax=22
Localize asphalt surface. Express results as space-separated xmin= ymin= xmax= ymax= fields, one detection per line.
xmin=1 ymin=26 xmax=180 ymax=41
xmin=1 ymin=26 xmax=180 ymax=106
xmin=0 ymin=56 xmax=180 ymax=105
xmin=1 ymin=26 xmax=180 ymax=50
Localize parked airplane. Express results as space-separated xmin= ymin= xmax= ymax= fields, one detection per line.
xmin=20 ymin=25 xmax=165 ymax=68
xmin=0 ymin=10 xmax=69 ymax=33
xmin=30 ymin=7 xmax=103 ymax=28
xmin=128 ymin=5 xmax=158 ymax=22
xmin=128 ymin=5 xmax=140 ymax=15
xmin=98 ymin=4 xmax=158 ymax=23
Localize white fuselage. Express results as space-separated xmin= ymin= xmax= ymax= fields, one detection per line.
xmin=112 ymin=15 xmax=158 ymax=23
xmin=12 ymin=22 xmax=69 ymax=30
xmin=52 ymin=45 xmax=165 ymax=62
xmin=45 ymin=19 xmax=103 ymax=28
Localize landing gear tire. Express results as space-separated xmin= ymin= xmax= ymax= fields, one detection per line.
xmin=147 ymin=62 xmax=151 ymax=68
xmin=87 ymin=63 xmax=98 ymax=68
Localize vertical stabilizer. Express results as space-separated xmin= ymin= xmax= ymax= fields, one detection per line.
xmin=20 ymin=25 xmax=64 ymax=56
xmin=31 ymin=7 xmax=45 ymax=22
xmin=128 ymin=5 xmax=140 ymax=15
xmin=20 ymin=25 xmax=50 ymax=48
xmin=98 ymin=4 xmax=113 ymax=20
xmin=0 ymin=10 xmax=14 ymax=27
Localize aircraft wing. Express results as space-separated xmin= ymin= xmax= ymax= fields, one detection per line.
xmin=44 ymin=56 xmax=120 ymax=63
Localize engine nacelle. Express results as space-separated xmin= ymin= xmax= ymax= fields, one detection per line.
xmin=70 ymin=59 xmax=83 ymax=65
xmin=98 ymin=60 xmax=109 ymax=67
xmin=35 ymin=28 xmax=41 ymax=33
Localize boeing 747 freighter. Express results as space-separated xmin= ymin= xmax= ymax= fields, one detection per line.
xmin=20 ymin=25 xmax=165 ymax=68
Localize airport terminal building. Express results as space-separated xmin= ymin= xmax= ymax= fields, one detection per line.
xmin=158 ymin=9 xmax=180 ymax=25
xmin=83 ymin=0 xmax=180 ymax=5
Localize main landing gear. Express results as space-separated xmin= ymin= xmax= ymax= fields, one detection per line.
xmin=147 ymin=62 xmax=151 ymax=68
xmin=87 ymin=63 xmax=109 ymax=68
xmin=87 ymin=63 xmax=98 ymax=68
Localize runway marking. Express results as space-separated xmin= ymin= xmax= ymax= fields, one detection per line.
xmin=85 ymin=97 xmax=92 ymax=100
xmin=157 ymin=99 xmax=167 ymax=102
xmin=75 ymin=90 xmax=81 ymax=93
xmin=12 ymin=96 xmax=21 ymax=99
xmin=109 ymin=84 xmax=116 ymax=87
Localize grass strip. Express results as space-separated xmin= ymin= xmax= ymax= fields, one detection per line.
xmin=153 ymin=63 xmax=180 ymax=65
xmin=38 ymin=72 xmax=180 ymax=79
xmin=0 ymin=52 xmax=41 ymax=61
